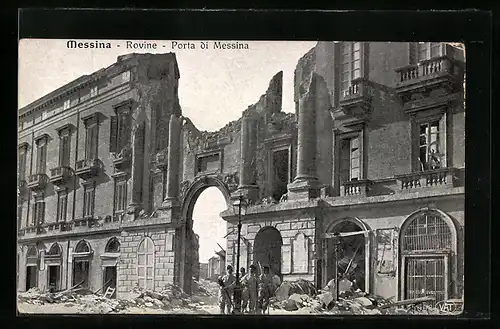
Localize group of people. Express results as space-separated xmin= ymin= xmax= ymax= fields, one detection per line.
xmin=217 ymin=263 xmax=281 ymax=314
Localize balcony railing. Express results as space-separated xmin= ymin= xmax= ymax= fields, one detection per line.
xmin=49 ymin=166 xmax=72 ymax=186
xmin=396 ymin=168 xmax=457 ymax=191
xmin=27 ymin=173 xmax=49 ymax=190
xmin=75 ymin=158 xmax=100 ymax=179
xmin=395 ymin=56 xmax=461 ymax=94
xmin=342 ymin=180 xmax=370 ymax=196
xmin=338 ymin=78 xmax=372 ymax=116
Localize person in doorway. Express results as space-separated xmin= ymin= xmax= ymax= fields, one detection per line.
xmin=242 ymin=264 xmax=259 ymax=314
xmin=217 ymin=265 xmax=236 ymax=314
xmin=257 ymin=265 xmax=273 ymax=314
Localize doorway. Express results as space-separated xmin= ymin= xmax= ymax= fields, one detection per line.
xmin=253 ymin=226 xmax=283 ymax=277
xmin=25 ymin=265 xmax=37 ymax=291
xmin=323 ymin=220 xmax=367 ymax=292
xmin=103 ymin=266 xmax=117 ymax=297
xmin=47 ymin=265 xmax=60 ymax=292
xmin=73 ymin=261 xmax=90 ymax=289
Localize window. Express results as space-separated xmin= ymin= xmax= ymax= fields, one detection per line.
xmin=85 ymin=122 xmax=99 ymax=160
xmin=419 ymin=120 xmax=443 ymax=171
xmin=109 ymin=108 xmax=131 ymax=153
xmin=75 ymin=240 xmax=91 ymax=253
xmin=57 ymin=190 xmax=68 ymax=222
xmin=340 ymin=42 xmax=362 ymax=93
xmin=105 ymin=238 xmax=120 ymax=253
xmin=17 ymin=203 xmax=22 ymax=230
xmin=90 ymin=86 xmax=98 ymax=98
xmin=36 ymin=137 xmax=48 ymax=174
xmin=339 ymin=135 xmax=361 ymax=183
xmin=59 ymin=129 xmax=71 ymax=167
xmin=83 ymin=184 xmax=95 ymax=218
xmin=271 ymin=149 xmax=290 ymax=201
xmin=18 ymin=144 xmax=28 ymax=182
xmin=401 ymin=212 xmax=454 ymax=305
xmin=32 ymin=198 xmax=45 ymax=226
xmin=47 ymin=243 xmax=62 ymax=256
xmin=137 ymin=237 xmax=155 ymax=290
xmin=114 ymin=178 xmax=127 ymax=214
xmin=63 ymin=99 xmax=70 ymax=110
xmin=417 ymin=42 xmax=442 ymax=62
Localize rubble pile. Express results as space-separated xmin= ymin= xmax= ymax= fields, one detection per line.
xmin=271 ymin=279 xmax=447 ymax=315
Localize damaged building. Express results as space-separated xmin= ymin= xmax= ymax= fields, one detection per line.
xmin=17 ymin=42 xmax=465 ymax=306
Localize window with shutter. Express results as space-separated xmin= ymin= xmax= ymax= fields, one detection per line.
xmin=57 ymin=191 xmax=68 ymax=222
xmin=17 ymin=204 xmax=22 ymax=229
xmin=417 ymin=42 xmax=443 ymax=62
xmin=85 ymin=124 xmax=98 ymax=160
xmin=418 ymin=116 xmax=446 ymax=171
xmin=33 ymin=201 xmax=45 ymax=226
xmin=114 ymin=179 xmax=127 ymax=213
xmin=59 ymin=132 xmax=71 ymax=167
xmin=36 ymin=141 xmax=47 ymax=174
xmin=18 ymin=147 xmax=27 ymax=182
xmin=340 ymin=42 xmax=362 ymax=94
xmin=137 ymin=237 xmax=155 ymax=290
xmin=350 ymin=137 xmax=360 ymax=180
xmin=83 ymin=185 xmax=95 ymax=218
xmin=109 ymin=116 xmax=118 ymax=153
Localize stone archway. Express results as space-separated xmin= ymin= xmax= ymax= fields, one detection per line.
xmin=253 ymin=226 xmax=283 ymax=277
xmin=399 ymin=208 xmax=459 ymax=304
xmin=178 ymin=174 xmax=232 ymax=294
xmin=322 ymin=217 xmax=371 ymax=293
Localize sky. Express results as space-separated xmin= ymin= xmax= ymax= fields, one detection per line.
xmin=18 ymin=39 xmax=317 ymax=263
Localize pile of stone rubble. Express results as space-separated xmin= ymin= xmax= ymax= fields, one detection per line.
xmin=18 ymin=279 xmax=218 ymax=314
xmin=271 ymin=279 xmax=446 ymax=315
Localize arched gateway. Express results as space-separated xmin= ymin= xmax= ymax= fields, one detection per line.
xmin=179 ymin=174 xmax=233 ymax=294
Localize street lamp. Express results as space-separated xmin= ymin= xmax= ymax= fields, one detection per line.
xmin=232 ymin=194 xmax=248 ymax=314
xmin=333 ymin=232 xmax=342 ymax=301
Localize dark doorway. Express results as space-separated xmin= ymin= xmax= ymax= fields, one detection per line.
xmin=47 ymin=265 xmax=60 ymax=292
xmin=73 ymin=261 xmax=90 ymax=289
xmin=253 ymin=226 xmax=283 ymax=277
xmin=272 ymin=149 xmax=289 ymax=201
xmin=324 ymin=221 xmax=366 ymax=291
xmin=25 ymin=265 xmax=37 ymax=291
xmin=103 ymin=266 xmax=117 ymax=298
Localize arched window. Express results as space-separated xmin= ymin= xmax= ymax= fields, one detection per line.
xmin=402 ymin=212 xmax=452 ymax=252
xmin=27 ymin=246 xmax=38 ymax=258
xmin=137 ymin=237 xmax=155 ymax=290
xmin=401 ymin=211 xmax=456 ymax=305
xmin=47 ymin=243 xmax=62 ymax=256
xmin=75 ymin=240 xmax=91 ymax=253
xmin=105 ymin=238 xmax=120 ymax=253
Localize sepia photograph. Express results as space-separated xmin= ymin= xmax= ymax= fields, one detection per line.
xmin=17 ymin=39 xmax=466 ymax=316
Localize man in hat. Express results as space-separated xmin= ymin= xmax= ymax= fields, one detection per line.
xmin=257 ymin=265 xmax=273 ymax=314
xmin=217 ymin=264 xmax=236 ymax=314
xmin=241 ymin=264 xmax=259 ymax=314
xmin=239 ymin=267 xmax=249 ymax=313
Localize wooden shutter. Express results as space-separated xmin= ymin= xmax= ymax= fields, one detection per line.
xmin=339 ymin=139 xmax=350 ymax=184
xmin=109 ymin=116 xmax=118 ymax=153
xmin=38 ymin=202 xmax=45 ymax=225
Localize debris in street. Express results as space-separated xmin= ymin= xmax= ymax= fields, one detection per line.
xmin=274 ymin=279 xmax=317 ymax=301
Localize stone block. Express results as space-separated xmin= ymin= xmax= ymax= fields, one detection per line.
xmin=275 ymin=222 xmax=291 ymax=231
xmin=247 ymin=225 xmax=261 ymax=233
xmin=291 ymin=222 xmax=307 ymax=230
xmin=307 ymin=221 xmax=316 ymax=228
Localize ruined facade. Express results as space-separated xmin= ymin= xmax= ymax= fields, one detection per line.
xmin=18 ymin=42 xmax=465 ymax=305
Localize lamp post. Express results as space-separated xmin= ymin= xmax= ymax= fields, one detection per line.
xmin=232 ymin=195 xmax=247 ymax=314
xmin=333 ymin=232 xmax=341 ymax=301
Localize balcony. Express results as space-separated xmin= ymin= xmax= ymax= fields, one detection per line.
xmin=112 ymin=145 xmax=132 ymax=172
xmin=27 ymin=173 xmax=49 ymax=190
xmin=341 ymin=180 xmax=371 ymax=197
xmin=75 ymin=158 xmax=100 ymax=180
xmin=338 ymin=78 xmax=373 ymax=116
xmin=395 ymin=167 xmax=458 ymax=192
xmin=395 ymin=56 xmax=463 ymax=97
xmin=49 ymin=166 xmax=73 ymax=186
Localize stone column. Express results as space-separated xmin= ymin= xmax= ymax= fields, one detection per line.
xmin=236 ymin=114 xmax=259 ymax=202
xmin=163 ymin=114 xmax=182 ymax=206
xmin=127 ymin=122 xmax=145 ymax=217
xmin=288 ymin=74 xmax=320 ymax=201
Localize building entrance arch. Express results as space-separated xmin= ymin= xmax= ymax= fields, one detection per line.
xmin=321 ymin=217 xmax=371 ymax=293
xmin=179 ymin=174 xmax=232 ymax=294
xmin=253 ymin=226 xmax=283 ymax=278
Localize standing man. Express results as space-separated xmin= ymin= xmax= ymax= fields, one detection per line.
xmin=257 ymin=265 xmax=273 ymax=314
xmin=240 ymin=267 xmax=249 ymax=313
xmin=242 ymin=264 xmax=259 ymax=314
xmin=217 ymin=265 xmax=236 ymax=314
